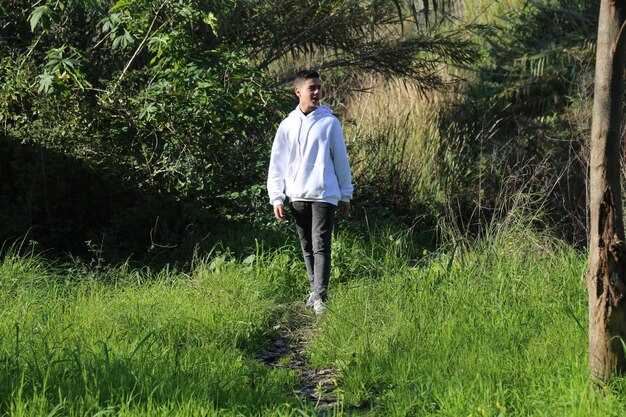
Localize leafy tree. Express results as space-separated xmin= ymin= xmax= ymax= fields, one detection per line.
xmin=436 ymin=0 xmax=599 ymax=242
xmin=0 ymin=0 xmax=477 ymax=261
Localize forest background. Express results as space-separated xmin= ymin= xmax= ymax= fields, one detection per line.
xmin=2 ymin=0 xmax=625 ymax=416
xmin=0 ymin=0 xmax=597 ymax=264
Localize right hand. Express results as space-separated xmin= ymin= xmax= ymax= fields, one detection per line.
xmin=338 ymin=200 xmax=351 ymax=216
xmin=274 ymin=204 xmax=286 ymax=221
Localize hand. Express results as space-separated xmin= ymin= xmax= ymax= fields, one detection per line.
xmin=274 ymin=204 xmax=286 ymax=221
xmin=338 ymin=201 xmax=351 ymax=216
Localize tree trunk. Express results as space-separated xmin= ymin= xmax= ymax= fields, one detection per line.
xmin=587 ymin=0 xmax=626 ymax=382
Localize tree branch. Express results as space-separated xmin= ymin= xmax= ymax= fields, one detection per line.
xmin=109 ymin=1 xmax=168 ymax=95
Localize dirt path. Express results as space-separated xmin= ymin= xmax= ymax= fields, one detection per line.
xmin=257 ymin=307 xmax=341 ymax=414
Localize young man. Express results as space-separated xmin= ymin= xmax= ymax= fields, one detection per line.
xmin=267 ymin=69 xmax=353 ymax=315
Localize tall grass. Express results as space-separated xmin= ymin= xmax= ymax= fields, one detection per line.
xmin=0 ymin=244 xmax=321 ymax=417
xmin=346 ymin=0 xmax=597 ymax=249
xmin=307 ymin=218 xmax=626 ymax=416
xmin=4 ymin=216 xmax=626 ymax=416
xmin=460 ymin=0 xmax=526 ymax=25
xmin=344 ymin=76 xmax=449 ymax=219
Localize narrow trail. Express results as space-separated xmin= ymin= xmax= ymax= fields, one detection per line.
xmin=257 ymin=307 xmax=341 ymax=415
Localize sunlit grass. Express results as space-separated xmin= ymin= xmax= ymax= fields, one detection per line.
xmin=308 ymin=223 xmax=626 ymax=416
xmin=4 ymin=219 xmax=626 ymax=416
xmin=461 ymin=0 xmax=526 ymax=25
xmin=344 ymin=76 xmax=450 ymax=212
xmin=0 ymin=246 xmax=312 ymax=416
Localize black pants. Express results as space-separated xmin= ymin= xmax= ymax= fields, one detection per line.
xmin=290 ymin=201 xmax=336 ymax=301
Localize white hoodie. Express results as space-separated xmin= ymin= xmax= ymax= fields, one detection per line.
xmin=267 ymin=105 xmax=353 ymax=206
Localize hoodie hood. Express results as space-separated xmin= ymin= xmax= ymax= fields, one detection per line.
xmin=288 ymin=104 xmax=333 ymax=120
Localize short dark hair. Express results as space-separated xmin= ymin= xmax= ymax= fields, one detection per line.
xmin=294 ymin=69 xmax=320 ymax=86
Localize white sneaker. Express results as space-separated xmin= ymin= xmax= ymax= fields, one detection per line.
xmin=306 ymin=293 xmax=315 ymax=308
xmin=313 ymin=299 xmax=326 ymax=316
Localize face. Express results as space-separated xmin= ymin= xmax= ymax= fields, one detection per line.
xmin=295 ymin=77 xmax=322 ymax=113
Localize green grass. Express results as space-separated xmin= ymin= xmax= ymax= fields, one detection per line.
xmin=3 ymin=226 xmax=626 ymax=416
xmin=0 ymin=244 xmax=316 ymax=417
xmin=308 ymin=231 xmax=626 ymax=416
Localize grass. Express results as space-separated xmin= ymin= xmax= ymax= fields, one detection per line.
xmin=342 ymin=76 xmax=453 ymax=220
xmin=460 ymin=0 xmax=526 ymax=26
xmin=4 ymin=221 xmax=626 ymax=416
xmin=0 ymin=243 xmax=316 ymax=417
xmin=307 ymin=226 xmax=626 ymax=416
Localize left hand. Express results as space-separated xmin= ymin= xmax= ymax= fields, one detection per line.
xmin=338 ymin=201 xmax=351 ymax=216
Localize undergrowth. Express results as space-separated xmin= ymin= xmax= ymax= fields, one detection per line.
xmin=2 ymin=217 xmax=625 ymax=416
xmin=0 ymin=242 xmax=312 ymax=417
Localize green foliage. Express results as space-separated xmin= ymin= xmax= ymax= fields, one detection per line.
xmin=3 ymin=220 xmax=626 ymax=416
xmin=0 ymin=0 xmax=288 ymax=261
xmin=4 ymin=0 xmax=284 ymax=199
xmin=0 ymin=245 xmax=315 ymax=416
xmin=307 ymin=227 xmax=611 ymax=416
xmin=435 ymin=0 xmax=600 ymax=243
xmin=0 ymin=0 xmax=477 ymax=261
xmin=470 ymin=0 xmax=596 ymax=118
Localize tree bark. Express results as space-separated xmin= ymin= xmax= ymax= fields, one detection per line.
xmin=587 ymin=0 xmax=626 ymax=382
